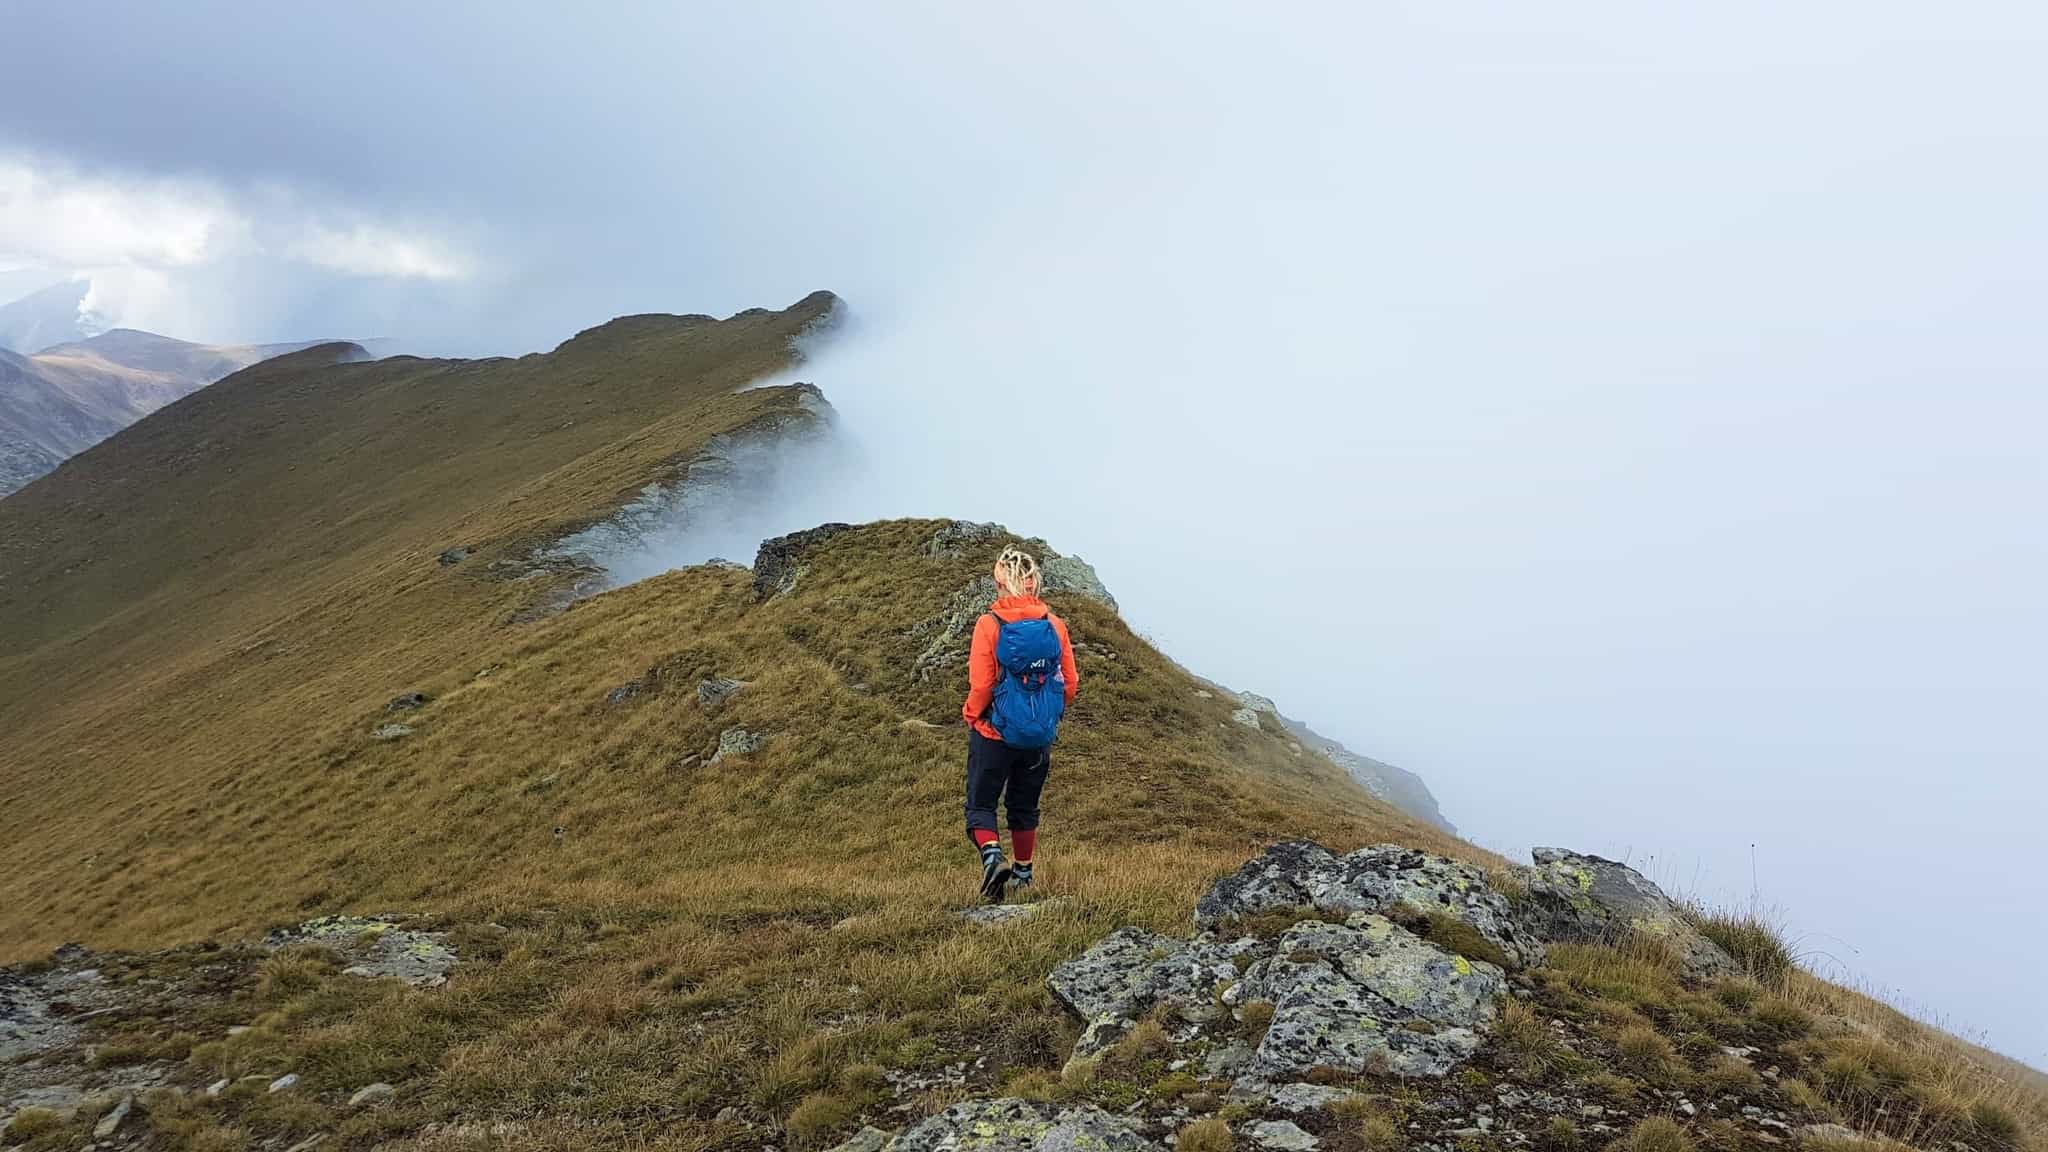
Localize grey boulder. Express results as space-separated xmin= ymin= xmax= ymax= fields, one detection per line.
xmin=1518 ymin=848 xmax=1735 ymax=978
xmin=1194 ymin=842 xmax=1539 ymax=968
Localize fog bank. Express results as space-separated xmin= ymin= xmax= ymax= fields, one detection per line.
xmin=3 ymin=3 xmax=2043 ymax=1061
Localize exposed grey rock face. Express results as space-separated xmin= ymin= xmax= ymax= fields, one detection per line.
xmin=710 ymin=727 xmax=766 ymax=763
xmin=386 ymin=692 xmax=430 ymax=712
xmin=888 ymin=1098 xmax=1161 ymax=1151
xmin=1039 ymin=554 xmax=1118 ymax=612
xmin=1231 ymin=707 xmax=1263 ymax=729
xmin=925 ymin=520 xmax=1005 ymax=559
xmin=266 ymin=917 xmax=459 ymax=988
xmin=753 ymin=521 xmax=854 ymax=599
xmin=1518 ymin=848 xmax=1735 ymax=979
xmin=1194 ymin=842 xmax=1540 ymax=968
xmin=373 ymin=723 xmax=413 ymax=740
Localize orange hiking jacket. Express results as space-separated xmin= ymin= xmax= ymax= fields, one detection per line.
xmin=963 ymin=595 xmax=1079 ymax=741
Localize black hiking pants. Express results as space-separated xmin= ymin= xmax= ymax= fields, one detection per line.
xmin=965 ymin=728 xmax=1050 ymax=839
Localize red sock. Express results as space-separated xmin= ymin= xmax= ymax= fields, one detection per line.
xmin=1012 ymin=828 xmax=1037 ymax=864
xmin=971 ymin=829 xmax=1000 ymax=851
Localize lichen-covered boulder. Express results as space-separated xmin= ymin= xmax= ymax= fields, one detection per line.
xmin=1194 ymin=842 xmax=1539 ymax=968
xmin=1230 ymin=917 xmax=1502 ymax=1080
xmin=1040 ymin=554 xmax=1118 ymax=612
xmin=1519 ymin=848 xmax=1735 ymax=979
xmin=887 ymin=1098 xmax=1161 ymax=1151
xmin=1046 ymin=927 xmax=1249 ymax=1057
xmin=265 ymin=917 xmax=458 ymax=988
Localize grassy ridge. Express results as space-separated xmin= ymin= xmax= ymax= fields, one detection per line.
xmin=0 ymin=291 xmax=2037 ymax=1152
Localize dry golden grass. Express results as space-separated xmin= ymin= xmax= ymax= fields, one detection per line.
xmin=1 ymin=292 xmax=2039 ymax=1151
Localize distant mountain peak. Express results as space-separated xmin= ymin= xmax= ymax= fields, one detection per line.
xmin=0 ymin=280 xmax=98 ymax=355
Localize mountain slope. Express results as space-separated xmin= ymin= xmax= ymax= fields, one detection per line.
xmin=0 ymin=327 xmax=343 ymax=497
xmin=1278 ymin=711 xmax=1456 ymax=833
xmin=0 ymin=292 xmax=2037 ymax=1152
xmin=0 ymin=279 xmax=94 ymax=354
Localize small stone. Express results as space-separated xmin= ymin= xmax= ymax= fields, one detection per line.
xmin=714 ymin=1107 xmax=739 ymax=1124
xmin=1251 ymin=1120 xmax=1321 ymax=1150
xmin=347 ymin=1083 xmax=394 ymax=1108
xmin=697 ymin=677 xmax=745 ymax=708
xmin=1679 ymin=1101 xmax=1697 ymax=1117
xmin=282 ymin=1137 xmax=326 ymax=1152
xmin=206 ymin=1079 xmax=229 ymax=1097
xmin=92 ymin=1096 xmax=132 ymax=1139
xmin=437 ymin=547 xmax=470 ymax=566
xmin=1798 ymin=1124 xmax=1865 ymax=1144
xmin=226 ymin=1025 xmax=250 ymax=1036
xmin=959 ymin=901 xmax=1060 ymax=926
xmin=385 ymin=692 xmax=430 ymax=712
xmin=372 ymin=724 xmax=412 ymax=740
xmin=605 ymin=681 xmax=642 ymax=706
xmin=1477 ymin=1115 xmax=1495 ymax=1131
xmin=268 ymin=1074 xmax=300 ymax=1093
xmin=710 ymin=727 xmax=766 ymax=763
xmin=826 ymin=1127 xmax=890 ymax=1152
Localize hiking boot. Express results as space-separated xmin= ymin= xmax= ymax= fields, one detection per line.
xmin=979 ymin=845 xmax=1012 ymax=904
xmin=1009 ymin=862 xmax=1034 ymax=895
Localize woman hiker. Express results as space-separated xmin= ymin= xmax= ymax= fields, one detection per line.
xmin=962 ymin=546 xmax=1080 ymax=903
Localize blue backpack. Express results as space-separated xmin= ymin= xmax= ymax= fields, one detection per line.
xmin=985 ymin=612 xmax=1067 ymax=749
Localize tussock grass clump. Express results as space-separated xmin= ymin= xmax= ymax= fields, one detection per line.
xmin=1360 ymin=1114 xmax=1405 ymax=1152
xmin=1753 ymin=997 xmax=1814 ymax=1039
xmin=1177 ymin=1117 xmax=1234 ymax=1152
xmin=786 ymin=1092 xmax=857 ymax=1148
xmin=1700 ymin=1053 xmax=1761 ymax=1097
xmin=1495 ymin=997 xmax=1561 ymax=1071
xmin=3 ymin=1108 xmax=65 ymax=1142
xmin=1608 ymin=1116 xmax=1696 ymax=1152
xmin=1712 ymin=978 xmax=1762 ymax=1014
xmin=1545 ymin=1116 xmax=1581 ymax=1149
xmin=1547 ymin=937 xmax=1682 ymax=1009
xmin=1104 ymin=1018 xmax=1173 ymax=1073
xmin=1240 ymin=999 xmax=1277 ymax=1042
xmin=1686 ymin=907 xmax=1795 ymax=985
xmin=1616 ymin=1024 xmax=1679 ymax=1080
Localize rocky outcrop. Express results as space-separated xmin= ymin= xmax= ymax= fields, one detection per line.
xmin=906 ymin=528 xmax=1120 ymax=683
xmin=1043 ymin=842 xmax=1521 ymax=1107
xmin=265 ymin=916 xmax=459 ymax=988
xmin=754 ymin=522 xmax=853 ymax=600
xmin=1194 ymin=842 xmax=1539 ymax=968
xmin=1518 ymin=848 xmax=1735 ymax=979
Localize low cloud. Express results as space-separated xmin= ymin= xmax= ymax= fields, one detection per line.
xmin=0 ymin=154 xmax=479 ymax=335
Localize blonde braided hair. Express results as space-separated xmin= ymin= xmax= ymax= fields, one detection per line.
xmin=993 ymin=545 xmax=1041 ymax=598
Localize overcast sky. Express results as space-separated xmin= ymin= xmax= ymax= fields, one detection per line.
xmin=3 ymin=3 xmax=2043 ymax=1062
